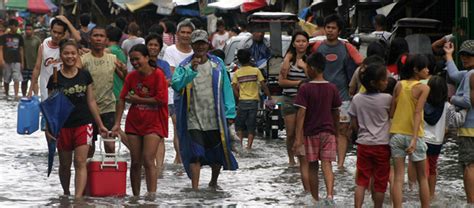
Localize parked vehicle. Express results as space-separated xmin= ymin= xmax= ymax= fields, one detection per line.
xmin=224 ymin=12 xmax=299 ymax=139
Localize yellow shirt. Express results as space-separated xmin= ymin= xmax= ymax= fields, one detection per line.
xmin=390 ymin=80 xmax=424 ymax=137
xmin=232 ymin=66 xmax=264 ymax=101
xmin=81 ymin=52 xmax=117 ymax=114
xmin=459 ymin=128 xmax=474 ymax=137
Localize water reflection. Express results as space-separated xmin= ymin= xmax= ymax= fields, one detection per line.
xmin=0 ymin=97 xmax=470 ymax=207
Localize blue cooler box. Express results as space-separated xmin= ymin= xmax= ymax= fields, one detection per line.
xmin=17 ymin=96 xmax=40 ymax=134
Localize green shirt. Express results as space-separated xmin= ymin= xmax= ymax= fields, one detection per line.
xmin=23 ymin=35 xmax=41 ymax=69
xmin=108 ymin=44 xmax=126 ymax=100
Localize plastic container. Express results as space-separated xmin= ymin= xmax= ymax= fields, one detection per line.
xmin=86 ymin=157 xmax=127 ymax=197
xmin=86 ymin=136 xmax=127 ymax=197
xmin=17 ymin=96 xmax=40 ymax=134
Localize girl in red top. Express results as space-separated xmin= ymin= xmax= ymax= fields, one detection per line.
xmin=112 ymin=44 xmax=168 ymax=197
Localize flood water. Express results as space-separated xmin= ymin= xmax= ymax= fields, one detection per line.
xmin=0 ymin=96 xmax=470 ymax=207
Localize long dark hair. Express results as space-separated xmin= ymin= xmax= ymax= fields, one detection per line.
xmin=129 ymin=44 xmax=156 ymax=67
xmin=387 ymin=37 xmax=409 ymax=65
xmin=285 ymin=31 xmax=311 ymax=65
xmin=399 ymin=54 xmax=429 ymax=80
xmin=427 ymin=75 xmax=448 ymax=107
xmin=359 ymin=64 xmax=387 ymax=93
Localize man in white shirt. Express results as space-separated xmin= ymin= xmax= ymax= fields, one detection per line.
xmin=371 ymin=14 xmax=392 ymax=42
xmin=211 ymin=19 xmax=229 ymax=50
xmin=163 ymin=19 xmax=195 ymax=164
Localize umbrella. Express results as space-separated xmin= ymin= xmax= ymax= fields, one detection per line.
xmin=39 ymin=67 xmax=75 ymax=176
xmin=47 ymin=140 xmax=56 ymax=177
xmin=6 ymin=0 xmax=27 ymax=11
xmin=28 ymin=0 xmax=58 ymax=13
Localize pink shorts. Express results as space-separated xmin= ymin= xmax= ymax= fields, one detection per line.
xmin=304 ymin=132 xmax=337 ymax=162
xmin=57 ymin=124 xmax=93 ymax=151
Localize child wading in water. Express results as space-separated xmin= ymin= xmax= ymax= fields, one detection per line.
xmin=294 ymin=52 xmax=341 ymax=202
xmin=349 ymin=64 xmax=391 ymax=208
xmin=390 ymin=54 xmax=430 ymax=208
xmin=112 ymin=44 xmax=168 ymax=198
xmin=423 ymin=75 xmax=463 ymax=200
xmin=232 ymin=49 xmax=272 ymax=149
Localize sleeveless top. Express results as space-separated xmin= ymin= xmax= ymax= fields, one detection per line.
xmin=282 ymin=64 xmax=307 ymax=97
xmin=390 ymin=80 xmax=424 ymax=137
xmin=39 ymin=37 xmax=62 ymax=101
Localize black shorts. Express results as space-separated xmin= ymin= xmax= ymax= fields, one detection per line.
xmin=235 ymin=100 xmax=258 ymax=134
xmin=93 ymin=112 xmax=115 ymax=141
xmin=22 ymin=68 xmax=33 ymax=81
xmin=188 ymin=129 xmax=223 ymax=165
xmin=189 ymin=130 xmax=221 ymax=149
xmin=459 ymin=136 xmax=474 ymax=167
xmin=426 ymin=143 xmax=442 ymax=156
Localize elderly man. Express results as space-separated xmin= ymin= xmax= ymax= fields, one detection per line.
xmin=172 ymin=29 xmax=238 ymax=190
xmin=444 ymin=40 xmax=474 ymax=204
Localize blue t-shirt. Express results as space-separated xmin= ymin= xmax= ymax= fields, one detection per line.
xmin=157 ymin=59 xmax=172 ymax=80
xmin=316 ymin=41 xmax=350 ymax=101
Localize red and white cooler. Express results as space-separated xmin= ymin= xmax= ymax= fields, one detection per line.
xmin=86 ymin=136 xmax=127 ymax=197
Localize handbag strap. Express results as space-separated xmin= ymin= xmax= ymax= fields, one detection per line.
xmin=53 ymin=66 xmax=59 ymax=89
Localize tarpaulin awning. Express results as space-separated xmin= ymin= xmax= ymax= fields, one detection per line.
xmin=6 ymin=0 xmax=57 ymax=13
xmin=29 ymin=0 xmax=58 ymax=13
xmin=174 ymin=0 xmax=197 ymax=6
xmin=376 ymin=2 xmax=398 ymax=16
xmin=6 ymin=0 xmax=27 ymax=11
xmin=125 ymin=0 xmax=152 ymax=12
xmin=241 ymin=0 xmax=267 ymax=13
xmin=208 ymin=0 xmax=244 ymax=10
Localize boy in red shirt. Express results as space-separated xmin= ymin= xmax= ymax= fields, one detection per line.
xmin=293 ymin=52 xmax=341 ymax=202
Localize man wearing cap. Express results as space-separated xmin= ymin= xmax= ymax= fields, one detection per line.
xmin=444 ymin=40 xmax=474 ymax=203
xmin=172 ymin=29 xmax=238 ymax=190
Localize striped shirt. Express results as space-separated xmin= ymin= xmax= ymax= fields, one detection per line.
xmin=282 ymin=64 xmax=307 ymax=96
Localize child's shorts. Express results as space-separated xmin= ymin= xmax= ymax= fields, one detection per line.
xmin=390 ymin=134 xmax=427 ymax=162
xmin=356 ymin=144 xmax=391 ymax=193
xmin=426 ymin=143 xmax=442 ymax=176
xmin=458 ymin=136 xmax=474 ymax=167
xmin=57 ymin=124 xmax=93 ymax=151
xmin=304 ymin=132 xmax=337 ymax=162
xmin=3 ymin=62 xmax=22 ymax=83
xmin=235 ymin=100 xmax=258 ymax=134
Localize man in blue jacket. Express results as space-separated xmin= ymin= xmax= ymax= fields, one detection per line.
xmin=172 ymin=29 xmax=238 ymax=190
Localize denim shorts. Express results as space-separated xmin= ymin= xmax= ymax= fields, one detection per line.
xmin=235 ymin=100 xmax=258 ymax=134
xmin=459 ymin=136 xmax=474 ymax=167
xmin=168 ymin=104 xmax=175 ymax=117
xmin=390 ymin=134 xmax=427 ymax=162
xmin=282 ymin=95 xmax=297 ymax=116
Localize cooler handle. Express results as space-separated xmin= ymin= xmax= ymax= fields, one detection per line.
xmin=98 ymin=135 xmax=122 ymax=170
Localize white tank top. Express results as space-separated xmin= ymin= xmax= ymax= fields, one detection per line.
xmin=39 ymin=37 xmax=62 ymax=101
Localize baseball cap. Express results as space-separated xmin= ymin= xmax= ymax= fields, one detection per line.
xmin=191 ymin=29 xmax=208 ymax=44
xmin=459 ymin=40 xmax=474 ymax=56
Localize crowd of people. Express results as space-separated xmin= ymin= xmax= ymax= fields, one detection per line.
xmin=2 ymin=11 xmax=473 ymax=207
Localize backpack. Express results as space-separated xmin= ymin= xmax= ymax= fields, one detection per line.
xmin=311 ymin=40 xmax=360 ymax=84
